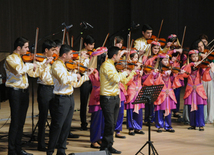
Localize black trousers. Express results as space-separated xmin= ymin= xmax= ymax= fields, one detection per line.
xmin=80 ymin=80 xmax=92 ymax=127
xmin=8 ymin=87 xmax=29 ymax=154
xmin=37 ymin=84 xmax=54 ymax=148
xmin=47 ymin=94 xmax=75 ymax=155
xmin=100 ymin=95 xmax=120 ymax=150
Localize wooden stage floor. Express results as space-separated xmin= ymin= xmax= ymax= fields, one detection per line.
xmin=1 ymin=87 xmax=214 ymax=155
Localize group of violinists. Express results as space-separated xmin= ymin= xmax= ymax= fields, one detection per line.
xmin=5 ymin=24 xmax=214 ymax=155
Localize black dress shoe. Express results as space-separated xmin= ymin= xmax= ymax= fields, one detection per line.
xmin=165 ymin=129 xmax=175 ymax=133
xmin=108 ymin=147 xmax=121 ymax=154
xmin=17 ymin=150 xmax=33 ymax=155
xmin=128 ymin=131 xmax=135 ymax=135
xmin=188 ymin=126 xmax=196 ymax=130
xmin=115 ymin=134 xmax=126 ymax=139
xmin=68 ymin=133 xmax=79 ymax=138
xmin=134 ymin=130 xmax=145 ymax=134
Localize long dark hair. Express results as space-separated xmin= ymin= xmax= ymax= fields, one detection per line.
xmin=97 ymin=53 xmax=106 ymax=72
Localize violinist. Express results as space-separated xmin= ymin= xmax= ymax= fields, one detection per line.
xmin=125 ymin=50 xmax=145 ymax=136
xmin=144 ymin=53 xmax=185 ymax=133
xmin=47 ymin=44 xmax=94 ymax=155
xmin=79 ymin=35 xmax=95 ymax=130
xmin=182 ymin=50 xmax=214 ymax=130
xmin=87 ymin=47 xmax=107 ymax=148
xmin=199 ymin=34 xmax=209 ymax=49
xmin=143 ymin=41 xmax=161 ymax=124
xmin=134 ymin=24 xmax=153 ymax=62
xmin=5 ymin=37 xmax=37 ymax=155
xmin=191 ymin=39 xmax=214 ymax=124
xmin=99 ymin=46 xmax=137 ymax=154
xmin=31 ymin=39 xmax=57 ymax=151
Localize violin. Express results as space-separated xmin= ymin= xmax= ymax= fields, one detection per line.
xmin=76 ymin=62 xmax=89 ymax=73
xmin=161 ymin=65 xmax=189 ymax=74
xmin=72 ymin=51 xmax=80 ymax=60
xmin=65 ymin=60 xmax=78 ymax=70
xmin=87 ymin=48 xmax=95 ymax=56
xmin=147 ymin=35 xmax=166 ymax=47
xmin=143 ymin=65 xmax=154 ymax=73
xmin=22 ymin=52 xmax=58 ymax=64
xmin=115 ymin=60 xmax=137 ymax=71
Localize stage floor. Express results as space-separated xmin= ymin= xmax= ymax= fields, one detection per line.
xmin=1 ymin=86 xmax=214 ymax=155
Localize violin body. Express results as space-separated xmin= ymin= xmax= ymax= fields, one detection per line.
xmin=147 ymin=35 xmax=166 ymax=46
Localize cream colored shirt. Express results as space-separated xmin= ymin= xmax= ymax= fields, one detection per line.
xmin=52 ymin=59 xmax=89 ymax=95
xmin=100 ymin=59 xmax=136 ymax=96
xmin=4 ymin=53 xmax=34 ymax=89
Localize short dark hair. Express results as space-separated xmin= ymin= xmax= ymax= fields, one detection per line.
xmin=14 ymin=37 xmax=29 ymax=50
xmin=114 ymin=36 xmax=124 ymax=45
xmin=59 ymin=44 xmax=73 ymax=56
xmin=142 ymin=24 xmax=153 ymax=32
xmin=130 ymin=53 xmax=138 ymax=59
xmin=199 ymin=34 xmax=208 ymax=41
xmin=83 ymin=35 xmax=95 ymax=45
xmin=42 ymin=39 xmax=57 ymax=53
xmin=107 ymin=46 xmax=120 ymax=59
xmin=54 ymin=39 xmax=62 ymax=47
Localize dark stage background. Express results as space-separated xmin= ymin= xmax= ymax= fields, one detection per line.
xmin=0 ymin=0 xmax=214 ymax=53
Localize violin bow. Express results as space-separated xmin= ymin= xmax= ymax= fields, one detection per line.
xmin=102 ymin=33 xmax=109 ymax=47
xmin=33 ymin=27 xmax=39 ymax=63
xmin=195 ymin=46 xmax=214 ymax=68
xmin=66 ymin=32 xmax=70 ymax=46
xmin=78 ymin=37 xmax=84 ymax=73
xmin=157 ymin=19 xmax=164 ymax=39
xmin=71 ymin=36 xmax=74 ymax=48
xmin=181 ymin=26 xmax=186 ymax=48
xmin=114 ymin=37 xmax=117 ymax=46
xmin=62 ymin=28 xmax=66 ymax=44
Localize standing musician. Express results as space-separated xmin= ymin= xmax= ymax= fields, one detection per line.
xmin=191 ymin=39 xmax=214 ymax=124
xmin=79 ymin=35 xmax=95 ymax=130
xmin=99 ymin=46 xmax=137 ymax=154
xmin=5 ymin=37 xmax=37 ymax=155
xmin=134 ymin=24 xmax=153 ymax=62
xmin=47 ymin=44 xmax=94 ymax=155
xmin=34 ymin=39 xmax=57 ymax=151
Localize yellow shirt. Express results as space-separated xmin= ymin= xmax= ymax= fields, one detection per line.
xmin=36 ymin=59 xmax=54 ymax=85
xmin=4 ymin=53 xmax=34 ymax=89
xmin=52 ymin=59 xmax=89 ymax=95
xmin=100 ymin=59 xmax=136 ymax=96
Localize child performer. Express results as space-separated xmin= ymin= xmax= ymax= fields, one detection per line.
xmin=143 ymin=41 xmax=161 ymax=124
xmin=87 ymin=47 xmax=107 ymax=148
xmin=183 ymin=50 xmax=214 ymax=131
xmin=144 ymin=53 xmax=183 ymax=133
xmin=125 ymin=50 xmax=145 ymax=135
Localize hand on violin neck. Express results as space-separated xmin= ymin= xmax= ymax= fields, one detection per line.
xmin=176 ymin=48 xmax=183 ymax=54
xmin=46 ymin=57 xmax=54 ymax=64
xmin=154 ymin=69 xmax=159 ymax=73
xmin=180 ymin=69 xmax=186 ymax=74
xmin=208 ymin=62 xmax=214 ymax=72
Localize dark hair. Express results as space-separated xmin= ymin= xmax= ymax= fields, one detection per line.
xmin=151 ymin=44 xmax=160 ymax=56
xmin=130 ymin=53 xmax=138 ymax=59
xmin=83 ymin=35 xmax=95 ymax=45
xmin=114 ymin=36 xmax=124 ymax=44
xmin=59 ymin=44 xmax=72 ymax=56
xmin=142 ymin=24 xmax=153 ymax=32
xmin=42 ymin=39 xmax=57 ymax=53
xmin=97 ymin=53 xmax=106 ymax=72
xmin=199 ymin=34 xmax=208 ymax=41
xmin=14 ymin=37 xmax=29 ymax=50
xmin=54 ymin=39 xmax=62 ymax=47
xmin=190 ymin=39 xmax=203 ymax=50
xmin=107 ymin=46 xmax=120 ymax=59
